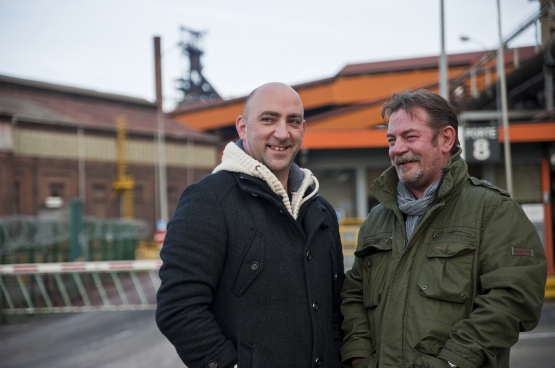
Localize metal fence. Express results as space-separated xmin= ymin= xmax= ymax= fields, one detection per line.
xmin=0 ymin=260 xmax=161 ymax=314
xmin=0 ymin=216 xmax=149 ymax=264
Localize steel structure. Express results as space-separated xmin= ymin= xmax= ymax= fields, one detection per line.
xmin=112 ymin=115 xmax=135 ymax=219
xmin=176 ymin=26 xmax=221 ymax=105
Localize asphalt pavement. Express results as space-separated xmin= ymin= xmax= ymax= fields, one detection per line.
xmin=0 ymin=300 xmax=554 ymax=368
xmin=0 ymin=310 xmax=183 ymax=368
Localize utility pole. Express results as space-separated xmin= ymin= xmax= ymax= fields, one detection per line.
xmin=496 ymin=0 xmax=513 ymax=196
xmin=154 ymin=37 xmax=168 ymax=225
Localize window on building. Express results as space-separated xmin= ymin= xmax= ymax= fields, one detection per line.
xmin=92 ymin=184 xmax=107 ymax=202
xmin=13 ymin=181 xmax=20 ymax=213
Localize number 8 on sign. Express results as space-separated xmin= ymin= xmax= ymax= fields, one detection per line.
xmin=473 ymin=138 xmax=491 ymax=161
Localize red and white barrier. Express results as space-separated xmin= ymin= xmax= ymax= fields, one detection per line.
xmin=0 ymin=260 xmax=162 ymax=275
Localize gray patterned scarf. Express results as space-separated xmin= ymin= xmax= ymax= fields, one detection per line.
xmin=397 ymin=180 xmax=440 ymax=244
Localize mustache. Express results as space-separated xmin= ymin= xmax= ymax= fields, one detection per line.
xmin=393 ymin=154 xmax=421 ymax=165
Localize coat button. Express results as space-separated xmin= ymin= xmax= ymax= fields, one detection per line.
xmin=306 ymin=251 xmax=312 ymax=260
xmin=312 ymin=302 xmax=319 ymax=311
xmin=250 ymin=262 xmax=259 ymax=271
xmin=315 ymin=357 xmax=322 ymax=366
xmin=208 ymin=361 xmax=217 ymax=368
xmin=334 ymin=273 xmax=338 ymax=280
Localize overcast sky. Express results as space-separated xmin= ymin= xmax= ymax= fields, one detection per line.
xmin=0 ymin=0 xmax=541 ymax=111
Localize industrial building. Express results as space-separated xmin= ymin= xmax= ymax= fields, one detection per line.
xmin=0 ymin=74 xmax=219 ymax=234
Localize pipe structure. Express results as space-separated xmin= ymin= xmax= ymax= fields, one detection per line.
xmin=154 ymin=37 xmax=168 ymax=224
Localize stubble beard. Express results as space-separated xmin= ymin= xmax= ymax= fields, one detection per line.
xmin=393 ymin=153 xmax=425 ymax=187
xmin=394 ymin=152 xmax=443 ymax=189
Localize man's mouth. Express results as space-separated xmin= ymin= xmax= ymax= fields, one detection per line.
xmin=394 ymin=154 xmax=420 ymax=165
xmin=269 ymin=145 xmax=287 ymax=151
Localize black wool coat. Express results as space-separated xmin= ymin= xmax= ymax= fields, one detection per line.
xmin=156 ymin=170 xmax=345 ymax=368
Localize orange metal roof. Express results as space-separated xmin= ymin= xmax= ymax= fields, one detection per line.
xmin=337 ymin=47 xmax=534 ymax=76
xmin=302 ymin=128 xmax=389 ymax=149
xmin=170 ymin=46 xmax=538 ymax=139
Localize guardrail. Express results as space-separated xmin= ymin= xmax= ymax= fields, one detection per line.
xmin=0 ymin=260 xmax=161 ymax=314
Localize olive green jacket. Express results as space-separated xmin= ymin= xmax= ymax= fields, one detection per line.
xmin=341 ymin=150 xmax=547 ymax=368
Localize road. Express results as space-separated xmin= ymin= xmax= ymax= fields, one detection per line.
xmin=0 ymin=310 xmax=183 ymax=368
xmin=510 ymin=299 xmax=555 ymax=367
xmin=0 ymin=301 xmax=554 ymax=368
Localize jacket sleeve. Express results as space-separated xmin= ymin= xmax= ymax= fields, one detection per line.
xmin=155 ymin=182 xmax=237 ymax=368
xmin=340 ymin=220 xmax=374 ymax=367
xmin=330 ymin=206 xmax=346 ymax=360
xmin=438 ymin=198 xmax=547 ymax=368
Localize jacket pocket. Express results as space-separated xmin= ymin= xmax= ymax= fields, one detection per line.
xmin=355 ymin=232 xmax=393 ymax=308
xmin=232 ymin=232 xmax=264 ymax=297
xmin=237 ymin=340 xmax=253 ymax=368
xmin=417 ymin=230 xmax=476 ymax=304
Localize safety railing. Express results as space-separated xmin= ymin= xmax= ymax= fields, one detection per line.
xmin=0 ymin=260 xmax=161 ymax=314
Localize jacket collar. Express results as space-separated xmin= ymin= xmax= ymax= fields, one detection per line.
xmin=372 ymin=147 xmax=467 ymax=208
xmin=213 ymin=140 xmax=319 ymax=220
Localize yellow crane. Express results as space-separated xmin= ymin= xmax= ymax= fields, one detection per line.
xmin=112 ymin=115 xmax=135 ymax=219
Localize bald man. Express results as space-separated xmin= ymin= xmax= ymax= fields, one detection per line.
xmin=156 ymin=83 xmax=345 ymax=368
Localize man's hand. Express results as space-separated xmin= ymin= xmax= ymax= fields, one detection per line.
xmin=351 ymin=357 xmax=364 ymax=365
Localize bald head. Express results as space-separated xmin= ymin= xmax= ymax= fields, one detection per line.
xmin=235 ymin=82 xmax=306 ymax=190
xmin=242 ymin=82 xmax=304 ymax=120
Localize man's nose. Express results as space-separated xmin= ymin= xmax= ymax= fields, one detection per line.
xmin=389 ymin=139 xmax=408 ymax=156
xmin=273 ymin=120 xmax=289 ymax=140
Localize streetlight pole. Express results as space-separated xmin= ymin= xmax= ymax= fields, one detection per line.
xmin=496 ymin=0 xmax=513 ymax=197
xmin=439 ymin=0 xmax=449 ymax=101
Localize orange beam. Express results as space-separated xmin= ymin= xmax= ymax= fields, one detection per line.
xmin=542 ymin=158 xmax=554 ymax=276
xmin=303 ymin=122 xmax=555 ymax=150
xmin=302 ymin=129 xmax=388 ymax=149
xmin=498 ymin=122 xmax=555 ymax=143
xmin=173 ymin=102 xmax=243 ymax=130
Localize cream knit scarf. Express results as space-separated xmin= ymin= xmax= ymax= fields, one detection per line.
xmin=213 ymin=141 xmax=319 ymax=220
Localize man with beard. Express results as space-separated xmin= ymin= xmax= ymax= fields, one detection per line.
xmin=156 ymin=82 xmax=344 ymax=368
xmin=340 ymin=89 xmax=546 ymax=368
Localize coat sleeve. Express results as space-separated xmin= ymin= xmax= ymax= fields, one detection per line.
xmin=155 ymin=182 xmax=237 ymax=368
xmin=329 ymin=205 xmax=346 ymax=359
xmin=438 ymin=198 xmax=547 ymax=368
xmin=340 ymin=220 xmax=374 ymax=367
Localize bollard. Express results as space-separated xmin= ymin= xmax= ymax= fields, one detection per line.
xmin=69 ymin=199 xmax=83 ymax=262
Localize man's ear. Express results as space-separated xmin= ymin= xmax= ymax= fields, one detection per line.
xmin=440 ymin=126 xmax=456 ymax=154
xmin=236 ymin=115 xmax=247 ymax=139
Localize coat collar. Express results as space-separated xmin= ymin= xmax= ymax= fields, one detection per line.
xmin=372 ymin=147 xmax=468 ymax=209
